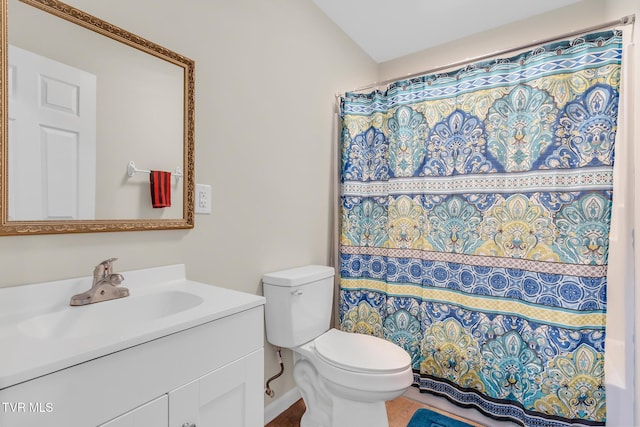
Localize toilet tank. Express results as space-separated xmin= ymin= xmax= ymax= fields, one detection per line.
xmin=263 ymin=265 xmax=335 ymax=348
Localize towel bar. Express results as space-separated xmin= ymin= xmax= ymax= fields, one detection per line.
xmin=127 ymin=160 xmax=182 ymax=181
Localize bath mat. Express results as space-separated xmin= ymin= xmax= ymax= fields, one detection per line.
xmin=406 ymin=407 xmax=475 ymax=427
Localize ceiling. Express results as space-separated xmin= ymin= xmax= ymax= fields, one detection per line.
xmin=312 ymin=0 xmax=583 ymax=63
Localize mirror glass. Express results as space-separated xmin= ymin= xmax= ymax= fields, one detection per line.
xmin=0 ymin=0 xmax=195 ymax=235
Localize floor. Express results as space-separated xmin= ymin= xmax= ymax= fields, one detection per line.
xmin=265 ymin=395 xmax=485 ymax=427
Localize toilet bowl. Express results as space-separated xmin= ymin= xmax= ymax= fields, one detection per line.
xmin=263 ymin=266 xmax=413 ymax=427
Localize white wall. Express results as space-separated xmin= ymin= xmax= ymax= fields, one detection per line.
xmin=0 ymin=0 xmax=377 ymax=407
xmin=379 ymin=0 xmax=639 ymax=424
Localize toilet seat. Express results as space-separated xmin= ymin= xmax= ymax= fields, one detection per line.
xmin=313 ymin=329 xmax=411 ymax=374
xmin=294 ymin=328 xmax=414 ymax=408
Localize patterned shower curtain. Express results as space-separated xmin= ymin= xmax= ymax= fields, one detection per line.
xmin=338 ymin=31 xmax=622 ymax=427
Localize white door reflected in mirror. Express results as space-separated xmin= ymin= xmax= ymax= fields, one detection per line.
xmin=8 ymin=45 xmax=96 ymax=220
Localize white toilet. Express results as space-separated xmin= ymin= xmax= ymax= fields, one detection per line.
xmin=263 ymin=265 xmax=413 ymax=427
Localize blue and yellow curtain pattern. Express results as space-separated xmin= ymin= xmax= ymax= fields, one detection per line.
xmin=339 ymin=31 xmax=622 ymax=427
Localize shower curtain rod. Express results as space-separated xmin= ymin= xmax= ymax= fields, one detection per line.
xmin=338 ymin=14 xmax=635 ymax=96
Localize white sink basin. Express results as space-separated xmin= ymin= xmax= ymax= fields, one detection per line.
xmin=0 ymin=264 xmax=265 ymax=389
xmin=19 ymin=290 xmax=204 ymax=340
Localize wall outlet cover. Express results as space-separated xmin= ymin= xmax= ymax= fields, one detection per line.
xmin=195 ymin=184 xmax=211 ymax=214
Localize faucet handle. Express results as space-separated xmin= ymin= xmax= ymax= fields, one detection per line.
xmin=94 ymin=258 xmax=118 ymax=277
xmin=102 ymin=258 xmax=118 ymax=275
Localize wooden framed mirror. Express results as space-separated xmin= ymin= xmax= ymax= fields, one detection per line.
xmin=0 ymin=0 xmax=195 ymax=235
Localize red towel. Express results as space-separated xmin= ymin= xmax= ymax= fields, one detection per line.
xmin=150 ymin=170 xmax=171 ymax=208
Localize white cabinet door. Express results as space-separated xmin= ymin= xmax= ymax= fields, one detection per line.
xmin=169 ymin=348 xmax=264 ymax=427
xmin=99 ymin=395 xmax=168 ymax=427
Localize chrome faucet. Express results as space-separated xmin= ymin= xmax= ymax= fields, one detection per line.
xmin=70 ymin=258 xmax=129 ymax=306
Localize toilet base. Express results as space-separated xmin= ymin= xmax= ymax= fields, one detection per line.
xmin=330 ymin=396 xmax=390 ymax=427
xmin=295 ymin=359 xmax=331 ymax=427
xmin=293 ymin=357 xmax=404 ymax=427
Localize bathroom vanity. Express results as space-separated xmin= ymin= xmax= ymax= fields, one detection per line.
xmin=0 ymin=264 xmax=265 ymax=427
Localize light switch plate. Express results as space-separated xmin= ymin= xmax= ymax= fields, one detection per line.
xmin=195 ymin=184 xmax=211 ymax=214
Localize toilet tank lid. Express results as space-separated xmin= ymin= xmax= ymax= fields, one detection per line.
xmin=263 ymin=265 xmax=334 ymax=287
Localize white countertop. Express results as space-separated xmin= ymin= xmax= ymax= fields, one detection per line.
xmin=0 ymin=264 xmax=265 ymax=389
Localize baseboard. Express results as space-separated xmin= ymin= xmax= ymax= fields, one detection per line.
xmin=264 ymin=386 xmax=302 ymax=425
